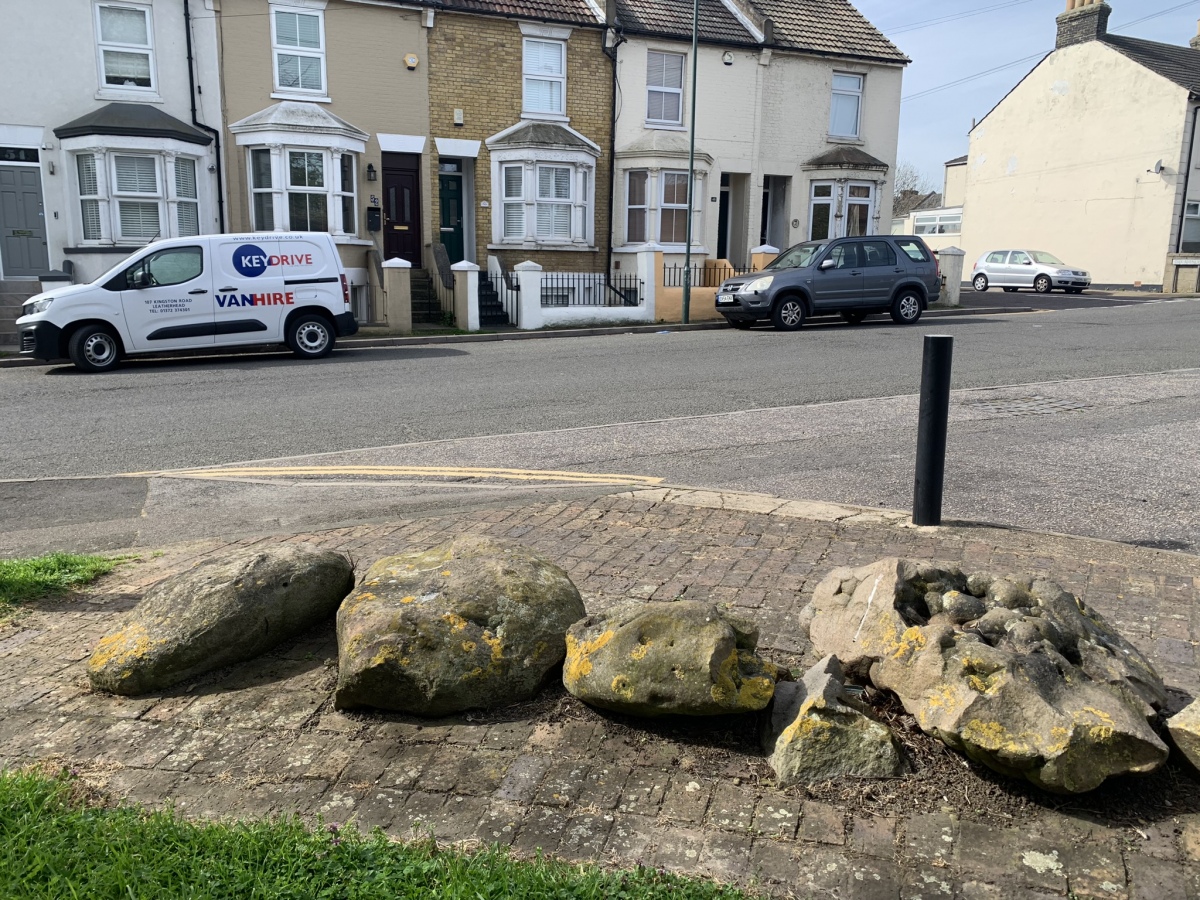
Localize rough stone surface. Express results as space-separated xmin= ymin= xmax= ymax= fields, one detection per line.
xmin=562 ymin=600 xmax=778 ymax=716
xmin=1167 ymin=700 xmax=1200 ymax=771
xmin=87 ymin=546 xmax=354 ymax=695
xmin=762 ymin=655 xmax=902 ymax=786
xmin=334 ymin=536 xmax=585 ymax=715
xmin=803 ymin=557 xmax=1169 ymax=793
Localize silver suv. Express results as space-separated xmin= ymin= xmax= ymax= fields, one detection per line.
xmin=716 ymin=235 xmax=941 ymax=330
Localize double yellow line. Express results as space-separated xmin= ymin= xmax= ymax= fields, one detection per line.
xmin=133 ymin=465 xmax=663 ymax=487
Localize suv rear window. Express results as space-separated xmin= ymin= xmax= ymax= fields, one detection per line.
xmin=895 ymin=239 xmax=929 ymax=263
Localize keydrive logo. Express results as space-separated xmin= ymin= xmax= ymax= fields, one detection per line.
xmin=232 ymin=244 xmax=315 ymax=278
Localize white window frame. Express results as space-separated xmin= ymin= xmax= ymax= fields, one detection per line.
xmin=245 ymin=146 xmax=359 ymax=236
xmin=523 ymin=38 xmax=567 ymax=117
xmin=1183 ymin=201 xmax=1200 ymax=253
xmin=502 ymin=164 xmax=525 ymax=239
xmin=173 ymin=157 xmax=200 ymax=237
xmin=845 ymin=182 xmax=874 ymax=237
xmin=658 ymin=170 xmax=694 ymax=246
xmin=830 ymin=72 xmax=864 ymax=139
xmin=913 ymin=211 xmax=961 ymax=235
xmin=536 ymin=164 xmax=574 ymax=240
xmin=626 ymin=170 xmax=648 ymax=243
xmin=94 ymin=2 xmax=157 ymax=96
xmin=809 ymin=181 xmax=835 ymax=241
xmin=286 ymin=149 xmax=328 ymax=232
xmin=250 ymin=148 xmax=276 ymax=232
xmin=271 ymin=4 xmax=328 ymax=99
xmin=68 ymin=147 xmax=207 ymax=245
xmin=646 ymin=50 xmax=685 ymax=127
xmin=488 ymin=154 xmax=595 ymax=249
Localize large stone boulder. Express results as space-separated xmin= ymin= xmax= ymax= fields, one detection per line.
xmin=334 ymin=536 xmax=585 ymax=715
xmin=1167 ymin=700 xmax=1200 ymax=771
xmin=88 ymin=545 xmax=354 ymax=695
xmin=762 ymin=655 xmax=903 ymax=787
xmin=562 ymin=600 xmax=779 ymax=716
xmin=802 ymin=558 xmax=1168 ymax=793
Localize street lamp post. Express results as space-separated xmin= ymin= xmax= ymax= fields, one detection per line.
xmin=681 ymin=0 xmax=700 ymax=324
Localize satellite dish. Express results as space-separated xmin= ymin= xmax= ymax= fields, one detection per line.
xmin=1153 ymin=160 xmax=1164 ymax=174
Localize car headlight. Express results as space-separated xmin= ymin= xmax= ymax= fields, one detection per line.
xmin=740 ymin=276 xmax=774 ymax=293
xmin=1054 ymin=269 xmax=1073 ymax=276
xmin=23 ymin=297 xmax=53 ymax=315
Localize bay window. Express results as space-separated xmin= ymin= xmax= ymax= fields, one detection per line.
xmin=70 ymin=150 xmax=206 ymax=245
xmin=244 ymin=146 xmax=359 ymax=236
xmin=620 ymin=169 xmax=703 ymax=246
xmin=288 ymin=150 xmax=328 ymax=231
xmin=659 ymin=171 xmax=691 ymax=244
xmin=536 ymin=165 xmax=573 ymax=239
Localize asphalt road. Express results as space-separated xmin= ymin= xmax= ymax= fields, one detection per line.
xmin=2 ymin=299 xmax=1199 ymax=554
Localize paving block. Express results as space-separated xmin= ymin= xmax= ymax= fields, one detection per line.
xmin=753 ymin=795 xmax=800 ymax=839
xmin=799 ymin=800 xmax=846 ymax=846
xmin=659 ymin=773 xmax=714 ymax=825
xmin=706 ymin=782 xmax=758 ymax=832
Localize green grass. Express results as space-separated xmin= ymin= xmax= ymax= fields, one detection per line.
xmin=0 ymin=552 xmax=120 ymax=606
xmin=0 ymin=769 xmax=753 ymax=900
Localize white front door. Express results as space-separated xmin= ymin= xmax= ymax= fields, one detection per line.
xmin=119 ymin=244 xmax=214 ymax=351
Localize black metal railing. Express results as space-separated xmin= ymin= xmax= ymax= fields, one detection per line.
xmin=483 ymin=271 xmax=521 ymax=327
xmin=662 ymin=263 xmax=754 ymax=288
xmin=540 ymin=272 xmax=643 ymax=307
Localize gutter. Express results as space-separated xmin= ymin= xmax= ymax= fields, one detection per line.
xmin=183 ymin=0 xmax=225 ymax=232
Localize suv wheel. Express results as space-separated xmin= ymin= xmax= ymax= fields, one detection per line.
xmin=973 ymin=274 xmax=989 ymax=292
xmin=771 ymin=296 xmax=805 ymax=331
xmin=890 ymin=290 xmax=923 ymax=325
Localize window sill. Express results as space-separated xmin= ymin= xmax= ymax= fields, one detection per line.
xmin=658 ymin=244 xmax=711 ymax=254
xmin=488 ymin=242 xmax=597 ymax=252
xmin=63 ymin=245 xmax=147 ymax=254
xmin=826 ymin=134 xmax=864 ymax=145
xmin=644 ymin=122 xmax=686 ymax=131
xmin=520 ymin=112 xmax=570 ymax=123
xmin=333 ymin=236 xmax=374 ymax=246
xmin=96 ymin=89 xmax=163 ymax=104
xmin=271 ymin=91 xmax=332 ymax=103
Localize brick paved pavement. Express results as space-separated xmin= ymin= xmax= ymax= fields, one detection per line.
xmin=3 ymin=488 xmax=1200 ymax=898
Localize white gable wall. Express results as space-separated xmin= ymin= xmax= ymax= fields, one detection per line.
xmin=961 ymin=41 xmax=1190 ymax=287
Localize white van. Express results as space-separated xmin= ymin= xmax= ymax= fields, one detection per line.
xmin=16 ymin=232 xmax=358 ymax=372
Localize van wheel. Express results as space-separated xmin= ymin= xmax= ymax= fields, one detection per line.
xmin=68 ymin=324 xmax=122 ymax=373
xmin=890 ymin=291 xmax=923 ymax=324
xmin=287 ymin=314 xmax=335 ymax=359
xmin=771 ymin=297 xmax=805 ymax=331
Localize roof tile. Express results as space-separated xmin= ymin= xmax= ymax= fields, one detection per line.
xmin=1101 ymin=34 xmax=1200 ymax=95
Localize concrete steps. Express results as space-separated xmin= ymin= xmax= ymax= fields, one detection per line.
xmin=0 ymin=280 xmax=40 ymax=347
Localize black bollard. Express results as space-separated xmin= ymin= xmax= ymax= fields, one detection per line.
xmin=912 ymin=334 xmax=954 ymax=526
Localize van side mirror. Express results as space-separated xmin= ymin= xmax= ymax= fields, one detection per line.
xmin=819 ymin=259 xmax=836 ymax=271
xmin=131 ymin=269 xmax=152 ymax=289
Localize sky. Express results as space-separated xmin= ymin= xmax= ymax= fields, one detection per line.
xmin=850 ymin=0 xmax=1200 ymax=189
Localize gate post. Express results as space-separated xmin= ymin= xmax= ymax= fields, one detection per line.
xmin=514 ymin=260 xmax=545 ymax=330
xmin=382 ymin=257 xmax=412 ymax=335
xmin=450 ymin=260 xmax=480 ymax=332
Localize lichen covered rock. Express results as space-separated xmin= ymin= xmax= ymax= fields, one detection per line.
xmin=1167 ymin=700 xmax=1200 ymax=771
xmin=334 ymin=536 xmax=585 ymax=715
xmin=762 ymin=656 xmax=902 ymax=786
xmin=803 ymin=558 xmax=1168 ymax=793
xmin=562 ymin=600 xmax=779 ymax=716
xmin=88 ymin=545 xmax=354 ymax=695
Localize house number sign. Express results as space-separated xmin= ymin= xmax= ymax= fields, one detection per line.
xmin=0 ymin=147 xmax=39 ymax=163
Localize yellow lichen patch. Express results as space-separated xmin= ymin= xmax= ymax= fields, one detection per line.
xmin=611 ymin=675 xmax=635 ymax=701
xmin=924 ymin=683 xmax=962 ymax=711
xmin=481 ymin=631 xmax=503 ymax=663
xmin=563 ymin=629 xmax=615 ymax=684
xmin=961 ymin=719 xmax=1012 ymax=750
xmin=710 ymin=650 xmax=775 ymax=710
xmin=890 ymin=626 xmax=927 ymax=661
xmin=88 ymin=623 xmax=167 ymax=673
xmin=442 ymin=613 xmax=470 ymax=632
xmin=356 ymin=592 xmax=378 ymax=602
xmin=779 ymin=712 xmax=835 ymax=746
xmin=461 ymin=641 xmax=477 ymax=654
xmin=441 ymin=570 xmax=452 ymax=577
xmin=630 ymin=641 xmax=652 ymax=661
xmin=400 ymin=596 xmax=416 ymax=604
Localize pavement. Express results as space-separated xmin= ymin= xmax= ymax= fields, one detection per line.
xmin=3 ymin=484 xmax=1200 ymax=898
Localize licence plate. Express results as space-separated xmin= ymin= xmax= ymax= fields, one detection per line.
xmin=717 ymin=294 xmax=737 ymax=305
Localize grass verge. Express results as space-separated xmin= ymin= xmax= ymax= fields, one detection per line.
xmin=0 ymin=552 xmax=120 ymax=606
xmin=0 ymin=768 xmax=753 ymax=899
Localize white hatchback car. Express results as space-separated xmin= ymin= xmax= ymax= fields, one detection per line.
xmin=971 ymin=250 xmax=1091 ymax=294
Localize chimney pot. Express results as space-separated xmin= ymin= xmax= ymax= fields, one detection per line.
xmin=1191 ymin=18 xmax=1200 ymax=52
xmin=1056 ymin=0 xmax=1111 ymax=50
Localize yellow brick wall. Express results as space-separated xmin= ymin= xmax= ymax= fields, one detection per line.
xmin=427 ymin=14 xmax=613 ymax=272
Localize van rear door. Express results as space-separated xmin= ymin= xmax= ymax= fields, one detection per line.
xmin=213 ymin=237 xmax=286 ymax=343
xmin=277 ymin=234 xmax=342 ymax=313
xmin=119 ymin=243 xmax=214 ymax=351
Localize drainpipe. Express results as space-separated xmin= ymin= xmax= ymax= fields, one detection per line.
xmin=603 ymin=7 xmax=625 ymax=281
xmin=1177 ymin=101 xmax=1199 ymax=253
xmin=183 ymin=0 xmax=225 ymax=232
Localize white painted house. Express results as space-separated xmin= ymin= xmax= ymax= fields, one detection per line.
xmin=958 ymin=0 xmax=1200 ymax=290
xmin=0 ymin=0 xmax=223 ymax=290
xmin=609 ymin=0 xmax=907 ymax=267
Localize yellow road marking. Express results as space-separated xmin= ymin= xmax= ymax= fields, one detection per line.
xmin=127 ymin=465 xmax=663 ymax=486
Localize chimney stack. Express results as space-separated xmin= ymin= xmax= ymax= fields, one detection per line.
xmin=1191 ymin=19 xmax=1200 ymax=52
xmin=1056 ymin=0 xmax=1111 ymax=49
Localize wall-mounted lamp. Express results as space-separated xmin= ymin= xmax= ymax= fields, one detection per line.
xmin=722 ymin=51 xmax=734 ymax=66
xmin=366 ymin=163 xmax=377 ymax=182
xmin=48 ymin=161 xmax=55 ymax=175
